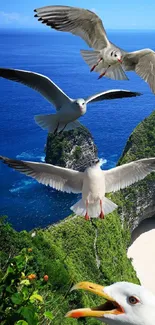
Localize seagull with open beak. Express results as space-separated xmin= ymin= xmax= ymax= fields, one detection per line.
xmin=66 ymin=281 xmax=155 ymax=325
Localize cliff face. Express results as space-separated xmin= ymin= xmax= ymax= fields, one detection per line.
xmin=45 ymin=125 xmax=98 ymax=171
xmin=114 ymin=111 xmax=155 ymax=232
xmin=1 ymin=112 xmax=155 ymax=325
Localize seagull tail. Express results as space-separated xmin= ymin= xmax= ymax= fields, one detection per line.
xmin=80 ymin=49 xmax=102 ymax=72
xmin=35 ymin=115 xmax=81 ymax=133
xmin=34 ymin=114 xmax=59 ymax=133
xmin=102 ymin=197 xmax=118 ymax=215
xmin=71 ymin=199 xmax=86 ymax=217
xmin=71 ymin=197 xmax=118 ymax=218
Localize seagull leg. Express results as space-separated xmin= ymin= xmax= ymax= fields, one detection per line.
xmin=85 ymin=200 xmax=90 ymax=221
xmin=98 ymin=65 xmax=111 ymax=79
xmin=90 ymin=58 xmax=103 ymax=72
xmin=54 ymin=122 xmax=59 ymax=135
xmin=59 ymin=123 xmax=68 ymax=134
xmin=99 ymin=199 xmax=104 ymax=219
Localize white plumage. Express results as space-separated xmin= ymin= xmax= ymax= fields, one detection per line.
xmin=0 ymin=68 xmax=141 ymax=134
xmin=66 ymin=281 xmax=155 ymax=325
xmin=0 ymin=156 xmax=154 ymax=220
xmin=34 ymin=5 xmax=155 ymax=93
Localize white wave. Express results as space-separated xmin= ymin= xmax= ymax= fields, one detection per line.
xmin=16 ymin=151 xmax=45 ymax=162
xmin=10 ymin=179 xmax=36 ymax=193
xmin=99 ymin=157 xmax=107 ymax=167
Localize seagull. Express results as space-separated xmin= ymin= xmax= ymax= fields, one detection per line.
xmin=35 ymin=5 xmax=155 ymax=94
xmin=66 ymin=281 xmax=155 ymax=325
xmin=0 ymin=156 xmax=154 ymax=220
xmin=0 ymin=68 xmax=141 ymax=134
xmin=0 ymin=67 xmax=142 ymax=135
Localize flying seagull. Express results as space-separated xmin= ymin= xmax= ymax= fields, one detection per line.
xmin=35 ymin=5 xmax=155 ymax=94
xmin=0 ymin=68 xmax=141 ymax=134
xmin=66 ymin=281 xmax=155 ymax=325
xmin=0 ymin=156 xmax=154 ymax=220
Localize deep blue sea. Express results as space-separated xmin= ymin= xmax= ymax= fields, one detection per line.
xmin=0 ymin=29 xmax=154 ymax=231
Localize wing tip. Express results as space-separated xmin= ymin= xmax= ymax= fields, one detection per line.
xmin=135 ymin=92 xmax=142 ymax=96
xmin=0 ymin=155 xmax=7 ymax=162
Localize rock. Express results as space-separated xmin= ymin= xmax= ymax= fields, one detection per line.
xmin=45 ymin=125 xmax=98 ymax=171
xmin=114 ymin=111 xmax=155 ymax=233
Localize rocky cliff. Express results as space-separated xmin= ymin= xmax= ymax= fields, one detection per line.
xmin=113 ymin=110 xmax=155 ymax=232
xmin=0 ymin=111 xmax=155 ymax=325
xmin=45 ymin=125 xmax=98 ymax=171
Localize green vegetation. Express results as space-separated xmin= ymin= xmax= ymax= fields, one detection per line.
xmin=1 ymin=111 xmax=155 ymax=324
xmin=118 ymin=110 xmax=155 ymax=164
xmin=45 ymin=125 xmax=98 ymax=170
xmin=0 ymin=215 xmax=139 ymax=325
xmin=116 ymin=110 xmax=155 ymax=228
xmin=0 ymin=246 xmax=53 ymax=325
xmin=73 ymin=146 xmax=82 ymax=160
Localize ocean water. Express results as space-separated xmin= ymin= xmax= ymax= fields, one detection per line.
xmin=0 ymin=29 xmax=154 ymax=231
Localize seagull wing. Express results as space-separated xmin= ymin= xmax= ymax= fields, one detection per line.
xmin=104 ymin=158 xmax=155 ymax=193
xmin=0 ymin=156 xmax=83 ymax=193
xmin=34 ymin=5 xmax=109 ymax=50
xmin=123 ymin=49 xmax=155 ymax=94
xmin=85 ymin=89 xmax=141 ymax=104
xmin=0 ymin=68 xmax=71 ymax=110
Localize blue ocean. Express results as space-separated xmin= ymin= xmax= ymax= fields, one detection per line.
xmin=0 ymin=29 xmax=154 ymax=231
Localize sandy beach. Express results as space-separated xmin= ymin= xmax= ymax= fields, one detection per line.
xmin=128 ymin=217 xmax=155 ymax=294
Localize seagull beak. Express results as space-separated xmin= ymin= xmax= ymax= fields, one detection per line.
xmin=65 ymin=281 xmax=124 ymax=319
xmin=118 ymin=58 xmax=122 ymax=63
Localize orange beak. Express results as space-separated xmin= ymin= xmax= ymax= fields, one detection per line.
xmin=65 ymin=281 xmax=124 ymax=319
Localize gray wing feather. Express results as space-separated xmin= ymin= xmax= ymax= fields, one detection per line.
xmin=104 ymin=158 xmax=155 ymax=193
xmin=123 ymin=49 xmax=155 ymax=94
xmin=0 ymin=156 xmax=83 ymax=193
xmin=85 ymin=89 xmax=141 ymax=104
xmin=34 ymin=5 xmax=109 ymax=50
xmin=0 ymin=68 xmax=71 ymax=109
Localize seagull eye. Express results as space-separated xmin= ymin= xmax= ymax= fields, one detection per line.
xmin=129 ymin=296 xmax=139 ymax=305
xmin=114 ymin=54 xmax=117 ymax=57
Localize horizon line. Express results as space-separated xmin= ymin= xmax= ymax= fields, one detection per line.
xmin=0 ymin=27 xmax=155 ymax=32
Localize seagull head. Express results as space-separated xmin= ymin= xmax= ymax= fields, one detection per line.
xmin=74 ymin=98 xmax=87 ymax=115
xmin=111 ymin=50 xmax=122 ymax=63
xmin=90 ymin=158 xmax=100 ymax=167
xmin=66 ymin=281 xmax=155 ymax=325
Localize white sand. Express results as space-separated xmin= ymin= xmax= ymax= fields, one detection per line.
xmin=127 ymin=217 xmax=155 ymax=294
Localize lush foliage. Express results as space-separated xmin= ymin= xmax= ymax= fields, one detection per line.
xmin=118 ymin=110 xmax=155 ymax=163
xmin=45 ymin=125 xmax=98 ymax=171
xmin=0 ymin=215 xmax=139 ymax=325
xmin=116 ymin=110 xmax=155 ymax=228
xmin=0 ymin=245 xmax=53 ymax=325
xmin=1 ymin=112 xmax=154 ymax=324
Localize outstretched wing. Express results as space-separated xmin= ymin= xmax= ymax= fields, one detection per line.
xmin=104 ymin=158 xmax=155 ymax=193
xmin=0 ymin=156 xmax=83 ymax=193
xmin=123 ymin=49 xmax=155 ymax=94
xmin=0 ymin=68 xmax=71 ymax=109
xmin=34 ymin=5 xmax=109 ymax=50
xmin=85 ymin=89 xmax=141 ymax=104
